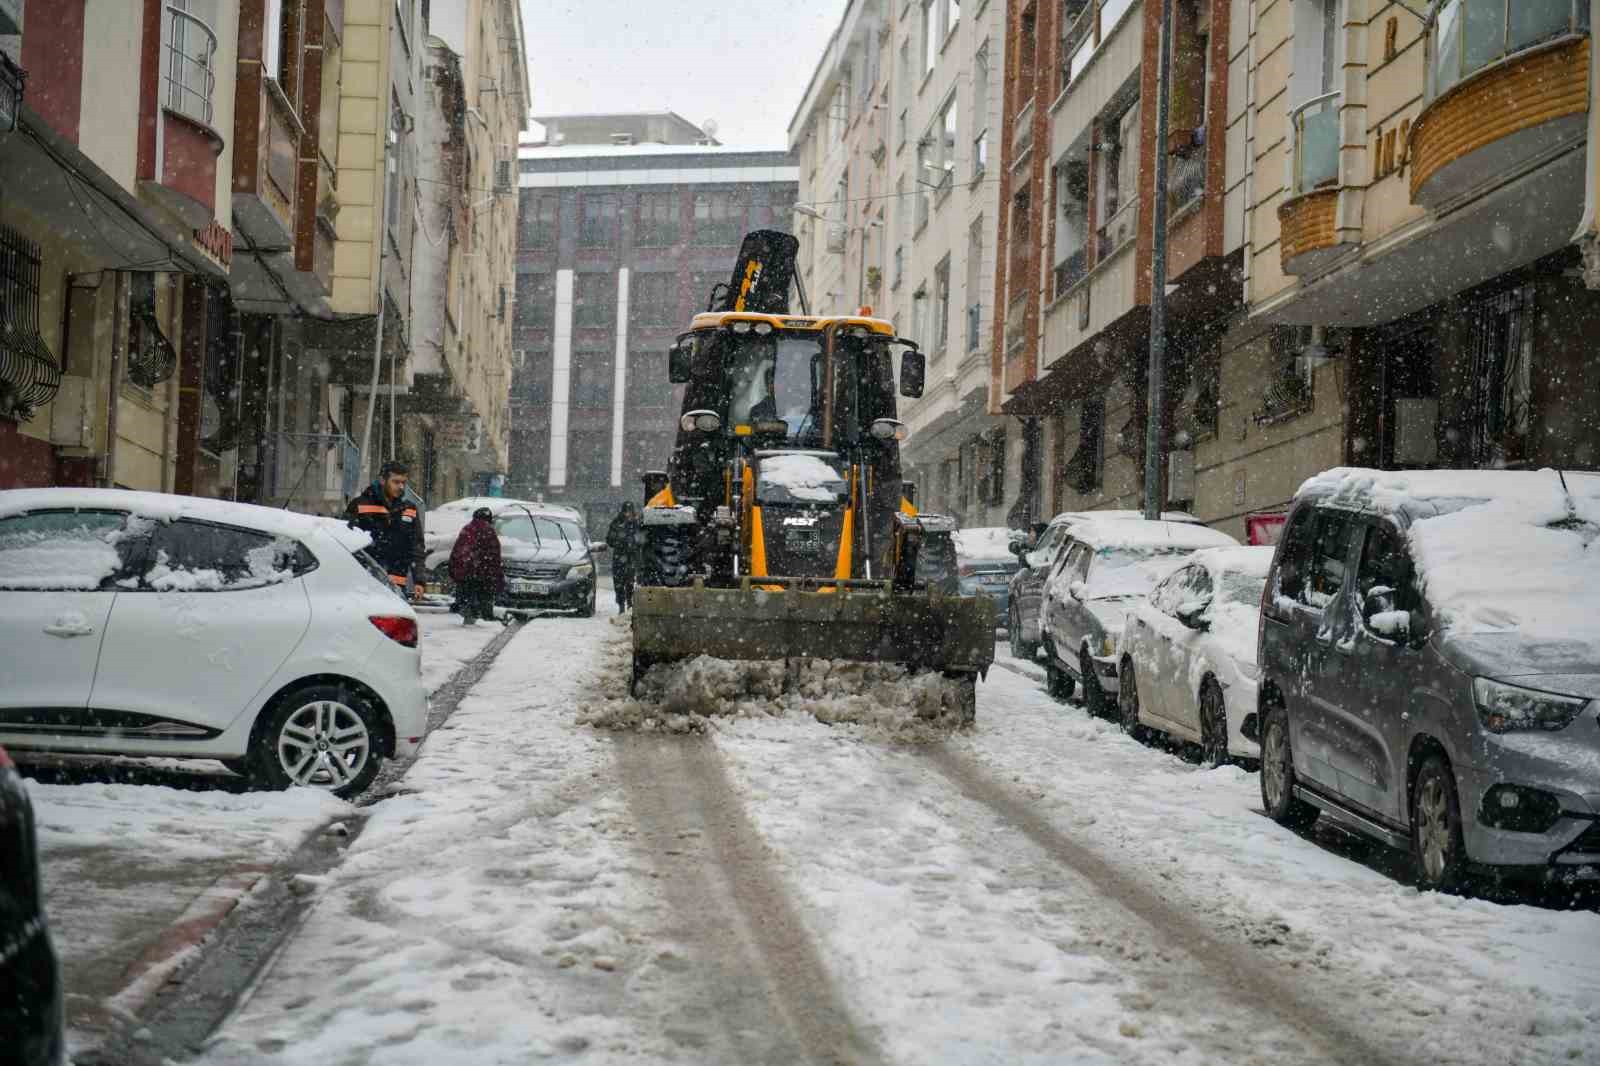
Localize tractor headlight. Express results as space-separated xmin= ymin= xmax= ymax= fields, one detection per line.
xmin=753 ymin=321 xmax=773 ymax=335
xmin=1473 ymin=677 xmax=1588 ymax=734
xmin=567 ymin=563 xmax=594 ymax=580
xmin=680 ymin=409 xmax=722 ymax=433
xmin=731 ymin=320 xmax=753 ymax=334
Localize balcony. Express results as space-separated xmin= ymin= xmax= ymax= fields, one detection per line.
xmin=1411 ymin=0 xmax=1590 ymax=207
xmin=1277 ymin=93 xmax=1349 ymax=276
xmin=153 ymin=5 xmax=223 ymax=216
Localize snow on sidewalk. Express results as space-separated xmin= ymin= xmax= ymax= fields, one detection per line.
xmin=416 ymin=609 xmax=504 ymax=694
xmin=199 ymin=610 xmax=697 ymax=1064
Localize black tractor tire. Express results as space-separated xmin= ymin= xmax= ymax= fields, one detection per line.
xmin=1259 ymin=704 xmax=1320 ymax=830
xmin=1199 ymin=680 xmax=1230 ymax=768
xmin=1009 ymin=606 xmax=1039 ymax=662
xmin=1411 ymin=754 xmax=1469 ymax=893
xmin=1118 ymin=661 xmax=1147 ymax=740
xmin=246 ymin=683 xmax=385 ymax=800
xmin=639 ymin=525 xmax=693 ymax=588
xmin=1080 ymin=648 xmax=1107 ymax=717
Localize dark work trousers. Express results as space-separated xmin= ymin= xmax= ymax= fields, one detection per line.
xmin=458 ymin=578 xmax=496 ymax=623
xmin=614 ymin=565 xmax=635 ymax=611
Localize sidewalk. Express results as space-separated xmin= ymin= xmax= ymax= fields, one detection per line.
xmin=23 ymin=612 xmax=498 ymax=1055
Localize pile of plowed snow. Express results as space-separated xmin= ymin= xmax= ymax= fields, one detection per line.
xmin=578 ymin=630 xmax=971 ymax=737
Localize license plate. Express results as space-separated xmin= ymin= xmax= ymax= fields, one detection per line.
xmin=980 ymin=573 xmax=1009 ymax=584
xmin=509 ymin=579 xmax=550 ymax=595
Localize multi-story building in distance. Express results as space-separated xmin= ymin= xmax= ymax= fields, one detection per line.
xmin=508 ymin=113 xmax=797 ymax=530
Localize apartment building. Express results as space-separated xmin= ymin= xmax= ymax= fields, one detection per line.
xmin=1242 ymin=0 xmax=1600 ymax=496
xmin=791 ymin=0 xmax=1015 ymax=527
xmin=992 ymin=0 xmax=1246 ymax=528
xmin=0 ymin=0 xmax=237 ymax=493
xmin=403 ymin=0 xmax=529 ymax=503
xmin=509 ymin=114 xmax=797 ymax=530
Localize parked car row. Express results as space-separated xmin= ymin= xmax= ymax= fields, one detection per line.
xmin=1012 ymin=466 xmax=1600 ymax=893
xmin=422 ymin=497 xmax=602 ymax=617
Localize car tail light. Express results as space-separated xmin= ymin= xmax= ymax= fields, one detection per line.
xmin=370 ymin=615 xmax=418 ymax=648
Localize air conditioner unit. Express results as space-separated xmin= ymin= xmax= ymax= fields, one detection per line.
xmin=494 ymin=159 xmax=513 ymax=193
xmin=510 ymin=348 xmax=527 ymax=371
xmin=1393 ymin=398 xmax=1439 ymax=465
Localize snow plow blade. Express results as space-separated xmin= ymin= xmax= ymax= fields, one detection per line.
xmin=631 ymin=577 xmax=995 ymax=681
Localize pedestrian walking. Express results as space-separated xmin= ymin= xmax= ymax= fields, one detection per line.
xmin=605 ymin=501 xmax=641 ymax=612
xmin=449 ymin=508 xmax=503 ymax=625
xmin=346 ymin=461 xmax=425 ymax=596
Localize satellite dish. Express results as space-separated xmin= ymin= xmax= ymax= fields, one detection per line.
xmin=701 ymin=118 xmax=719 ymax=141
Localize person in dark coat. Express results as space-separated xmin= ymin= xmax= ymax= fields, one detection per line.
xmin=605 ymin=502 xmax=641 ymax=612
xmin=449 ymin=508 xmax=503 ymax=625
xmin=345 ymin=461 xmax=425 ymax=595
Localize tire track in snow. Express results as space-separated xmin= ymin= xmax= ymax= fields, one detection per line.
xmin=614 ymin=733 xmax=884 ymax=1066
xmin=922 ymin=746 xmax=1413 ymax=1066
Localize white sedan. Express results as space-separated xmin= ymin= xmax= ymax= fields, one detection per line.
xmin=1114 ymin=546 xmax=1274 ymax=766
xmin=0 ymin=489 xmax=428 ymax=798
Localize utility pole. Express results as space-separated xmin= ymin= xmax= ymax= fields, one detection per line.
xmin=1143 ymin=0 xmax=1174 ymax=520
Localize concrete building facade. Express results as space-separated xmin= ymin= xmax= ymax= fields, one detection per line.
xmin=510 ymin=117 xmax=796 ymax=531
xmin=791 ymin=0 xmax=1019 ymax=528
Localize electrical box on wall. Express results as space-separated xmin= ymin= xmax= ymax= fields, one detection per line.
xmin=1167 ymin=450 xmax=1196 ymax=503
xmin=1394 ymin=398 xmax=1439 ymax=465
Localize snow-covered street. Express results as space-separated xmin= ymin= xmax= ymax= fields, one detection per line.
xmin=86 ymin=606 xmax=1589 ymax=1066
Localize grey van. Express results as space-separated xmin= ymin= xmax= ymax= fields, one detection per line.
xmin=1253 ymin=468 xmax=1600 ymax=891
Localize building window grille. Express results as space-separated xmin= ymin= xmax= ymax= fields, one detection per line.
xmin=0 ymin=226 xmax=61 ymax=420
xmin=164 ymin=1 xmax=218 ymax=125
xmin=1466 ymin=283 xmax=1535 ymax=466
xmin=126 ymin=274 xmax=179 ymax=390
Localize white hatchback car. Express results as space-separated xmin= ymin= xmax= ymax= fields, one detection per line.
xmin=0 ymin=489 xmax=427 ymax=798
xmin=1115 ymin=546 xmax=1274 ymax=765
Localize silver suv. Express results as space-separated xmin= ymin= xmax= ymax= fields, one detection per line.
xmin=1253 ymin=468 xmax=1600 ymax=891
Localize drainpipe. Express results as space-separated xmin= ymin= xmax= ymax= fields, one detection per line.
xmin=1143 ymin=0 xmax=1176 ymax=520
xmin=100 ymin=272 xmax=128 ymax=488
xmin=1574 ymin=0 xmax=1600 ymax=285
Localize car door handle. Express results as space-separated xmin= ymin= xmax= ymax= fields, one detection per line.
xmin=43 ymin=622 xmax=96 ymax=637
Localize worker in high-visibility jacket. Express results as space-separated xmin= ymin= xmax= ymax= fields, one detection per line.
xmin=345 ymin=460 xmax=425 ymax=594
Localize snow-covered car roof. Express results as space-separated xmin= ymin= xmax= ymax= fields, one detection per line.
xmin=1300 ymin=468 xmax=1600 ymax=646
xmin=0 ymin=488 xmax=370 ymax=552
xmin=1186 ymin=545 xmax=1275 ymax=579
xmin=1048 ymin=508 xmax=1201 ymax=528
xmin=1069 ymin=518 xmax=1239 ymax=552
xmin=953 ymin=526 xmax=1022 ymax=562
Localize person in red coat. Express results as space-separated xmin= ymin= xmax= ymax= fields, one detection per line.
xmin=449 ymin=508 xmax=503 ymax=625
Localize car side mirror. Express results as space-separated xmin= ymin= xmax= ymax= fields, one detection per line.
xmin=1175 ymin=599 xmax=1211 ymax=631
xmin=1363 ymin=587 xmax=1413 ymax=640
xmin=899 ymin=347 xmax=925 ymax=398
xmin=668 ymin=340 xmax=692 ymax=383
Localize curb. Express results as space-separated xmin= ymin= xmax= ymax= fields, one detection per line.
xmin=104 ymin=865 xmax=270 ymax=1021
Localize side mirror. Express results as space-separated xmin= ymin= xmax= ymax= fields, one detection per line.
xmin=1363 ymin=587 xmax=1412 ymax=640
xmin=1175 ymin=599 xmax=1211 ymax=631
xmin=668 ymin=340 xmax=692 ymax=383
xmin=899 ymin=347 xmax=926 ymax=398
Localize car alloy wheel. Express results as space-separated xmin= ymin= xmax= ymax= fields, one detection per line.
xmin=1259 ymin=706 xmax=1319 ymax=830
xmin=1412 ymin=755 xmax=1467 ymax=892
xmin=277 ymin=698 xmax=372 ymax=793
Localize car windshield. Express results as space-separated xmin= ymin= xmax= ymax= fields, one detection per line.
xmin=497 ymin=514 xmax=583 ymax=550
xmin=1082 ymin=547 xmax=1193 ymax=600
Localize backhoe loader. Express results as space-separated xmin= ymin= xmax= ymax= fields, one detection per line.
xmin=630 ymin=231 xmax=993 ymax=719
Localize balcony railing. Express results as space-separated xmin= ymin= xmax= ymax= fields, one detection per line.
xmin=1053 ymin=246 xmax=1087 ymax=298
xmin=1005 ymin=295 xmax=1028 ymax=354
xmin=1168 ymin=143 xmax=1206 ymax=212
xmin=164 ymin=5 xmax=217 ymax=126
xmin=1290 ymin=91 xmax=1340 ymax=195
xmin=1096 ymin=200 xmax=1137 ymax=258
xmin=1429 ymin=0 xmax=1589 ymax=98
